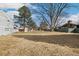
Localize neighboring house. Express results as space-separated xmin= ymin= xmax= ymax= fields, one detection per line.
xmin=72 ymin=25 xmax=79 ymax=33
xmin=57 ymin=20 xmax=79 ymax=33
xmin=7 ymin=11 xmax=20 ymax=32
xmin=0 ymin=11 xmax=15 ymax=35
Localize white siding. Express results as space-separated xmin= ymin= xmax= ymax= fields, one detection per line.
xmin=0 ymin=11 xmax=14 ymax=35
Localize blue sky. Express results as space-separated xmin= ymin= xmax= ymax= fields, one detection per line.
xmin=65 ymin=7 xmax=79 ymax=14
xmin=0 ymin=3 xmax=79 ymax=14
xmin=0 ymin=3 xmax=79 ymax=15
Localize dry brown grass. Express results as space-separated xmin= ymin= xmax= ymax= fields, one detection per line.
xmin=0 ymin=32 xmax=79 ymax=56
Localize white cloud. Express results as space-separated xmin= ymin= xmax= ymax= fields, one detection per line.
xmin=0 ymin=3 xmax=24 ymax=9
xmin=58 ymin=13 xmax=79 ymax=27
xmin=66 ymin=14 xmax=79 ymax=24
xmin=25 ymin=4 xmax=38 ymax=9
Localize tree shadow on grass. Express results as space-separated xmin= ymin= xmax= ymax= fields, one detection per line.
xmin=13 ymin=34 xmax=79 ymax=48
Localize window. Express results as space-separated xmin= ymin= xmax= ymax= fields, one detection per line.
xmin=5 ymin=28 xmax=10 ymax=31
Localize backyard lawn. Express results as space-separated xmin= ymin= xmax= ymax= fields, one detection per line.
xmin=0 ymin=32 xmax=79 ymax=56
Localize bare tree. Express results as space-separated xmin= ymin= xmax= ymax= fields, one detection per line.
xmin=31 ymin=3 xmax=69 ymax=31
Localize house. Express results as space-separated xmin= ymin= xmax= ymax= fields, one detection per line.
xmin=57 ymin=20 xmax=79 ymax=33
xmin=0 ymin=11 xmax=15 ymax=35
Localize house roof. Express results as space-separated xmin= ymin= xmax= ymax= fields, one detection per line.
xmin=59 ymin=21 xmax=79 ymax=27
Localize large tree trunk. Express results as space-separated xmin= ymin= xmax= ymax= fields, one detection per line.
xmin=50 ymin=25 xmax=52 ymax=31
xmin=50 ymin=17 xmax=56 ymax=32
xmin=50 ymin=26 xmax=56 ymax=32
xmin=50 ymin=25 xmax=55 ymax=32
xmin=23 ymin=17 xmax=26 ymax=32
